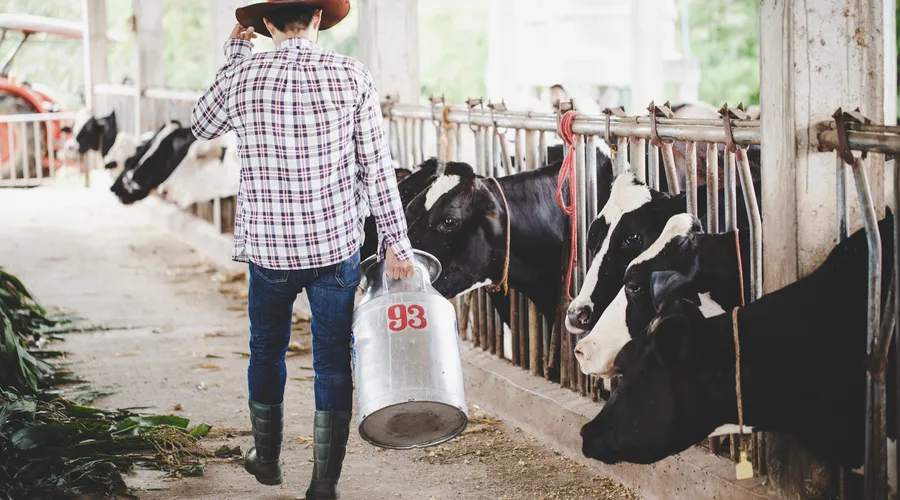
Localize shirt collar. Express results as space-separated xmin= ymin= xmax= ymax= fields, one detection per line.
xmin=278 ymin=37 xmax=316 ymax=50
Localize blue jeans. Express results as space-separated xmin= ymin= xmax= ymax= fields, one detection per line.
xmin=247 ymin=250 xmax=360 ymax=411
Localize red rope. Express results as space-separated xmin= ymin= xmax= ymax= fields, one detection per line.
xmin=556 ymin=111 xmax=581 ymax=301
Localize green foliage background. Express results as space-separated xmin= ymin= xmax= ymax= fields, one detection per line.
xmin=0 ymin=0 xmax=896 ymax=111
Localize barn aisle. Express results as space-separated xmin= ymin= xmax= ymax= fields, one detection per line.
xmin=0 ymin=186 xmax=635 ymax=500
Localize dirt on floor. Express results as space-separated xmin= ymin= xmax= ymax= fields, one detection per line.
xmin=0 ymin=187 xmax=638 ymax=500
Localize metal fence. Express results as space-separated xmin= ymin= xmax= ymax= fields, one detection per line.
xmin=0 ymin=111 xmax=80 ymax=187
xmin=93 ymin=85 xmax=200 ymax=135
xmin=383 ymin=98 xmax=770 ymax=475
xmin=818 ymin=111 xmax=900 ymax=500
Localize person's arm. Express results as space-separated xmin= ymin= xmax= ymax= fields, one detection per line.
xmin=354 ymin=68 xmax=415 ymax=277
xmin=191 ymin=25 xmax=256 ymax=140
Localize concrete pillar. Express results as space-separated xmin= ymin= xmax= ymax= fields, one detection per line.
xmin=760 ymin=0 xmax=885 ymax=497
xmin=356 ymin=0 xmax=419 ymax=103
xmin=133 ymin=0 xmax=165 ymax=132
xmin=885 ymin=0 xmax=897 ymax=125
xmin=81 ymin=0 xmax=108 ymax=112
xmin=629 ymin=0 xmax=667 ymax=113
xmin=209 ymin=0 xmax=248 ymax=70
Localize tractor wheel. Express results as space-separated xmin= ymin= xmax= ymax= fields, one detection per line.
xmin=0 ymin=93 xmax=46 ymax=181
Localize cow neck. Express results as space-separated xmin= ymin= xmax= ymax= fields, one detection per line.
xmin=696 ymin=230 xmax=750 ymax=309
xmin=492 ymin=168 xmax=567 ymax=318
xmin=484 ymin=177 xmax=510 ymax=295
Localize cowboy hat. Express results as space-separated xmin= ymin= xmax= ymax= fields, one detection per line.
xmin=235 ymin=0 xmax=350 ymax=38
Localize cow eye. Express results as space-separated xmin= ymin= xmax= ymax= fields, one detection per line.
xmin=625 ymin=281 xmax=642 ymax=295
xmin=439 ymin=217 xmax=460 ymax=231
xmin=622 ymin=233 xmax=642 ymax=248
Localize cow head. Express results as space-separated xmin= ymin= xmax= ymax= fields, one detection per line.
xmin=566 ymin=173 xmax=686 ymax=335
xmin=110 ymin=124 xmax=196 ymax=204
xmin=63 ymin=109 xmax=118 ymax=157
xmin=404 ymin=162 xmax=507 ymax=297
xmin=572 ymin=214 xmax=726 ymax=377
xmin=580 ymin=297 xmax=725 ymax=465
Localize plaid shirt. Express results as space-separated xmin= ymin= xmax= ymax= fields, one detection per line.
xmin=191 ymin=38 xmax=412 ymax=270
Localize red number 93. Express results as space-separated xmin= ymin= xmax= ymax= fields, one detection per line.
xmin=387 ymin=304 xmax=428 ymax=332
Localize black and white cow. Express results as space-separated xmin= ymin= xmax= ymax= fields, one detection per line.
xmin=110 ymin=122 xmax=197 ymax=205
xmin=573 ymin=213 xmax=751 ymax=378
xmin=62 ymin=109 xmax=158 ymax=171
xmin=580 ymin=214 xmax=895 ymax=470
xmin=360 ymin=158 xmax=442 ymax=261
xmin=404 ymin=147 xmax=615 ymax=321
xmin=565 ymin=172 xmax=759 ymax=335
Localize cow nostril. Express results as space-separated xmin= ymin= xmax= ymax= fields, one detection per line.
xmin=574 ymin=347 xmax=585 ymax=362
xmin=577 ymin=309 xmax=592 ymax=325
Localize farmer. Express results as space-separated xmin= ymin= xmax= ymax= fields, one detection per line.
xmin=190 ymin=1 xmax=415 ymax=498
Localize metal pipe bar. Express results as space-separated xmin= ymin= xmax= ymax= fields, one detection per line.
xmin=615 ymin=138 xmax=629 ymax=176
xmin=539 ymin=131 xmax=548 ymax=166
xmin=575 ymin=135 xmax=588 ymax=287
xmin=474 ymin=127 xmax=485 ymax=177
xmin=685 ymin=142 xmax=698 ymax=215
xmin=820 ymin=129 xmax=900 ymax=155
xmin=661 ymin=142 xmax=680 ymax=194
xmin=630 ymin=138 xmax=646 ymax=184
xmin=736 ymin=148 xmax=763 ymax=301
xmin=388 ymin=106 xmax=761 ymax=145
xmin=483 ymin=126 xmax=492 ymax=177
xmin=529 ymin=300 xmax=541 ymax=376
xmin=706 ymin=143 xmax=719 ymax=233
xmin=455 ymin=123 xmax=463 ymax=162
xmin=648 ymin=142 xmax=660 ymax=191
xmin=515 ymin=129 xmax=525 ymax=174
xmin=31 ymin=121 xmax=40 ymax=181
xmin=418 ymin=119 xmax=426 ymax=164
xmin=586 ymin=136 xmax=600 ymax=220
xmin=724 ymin=151 xmax=737 ymax=232
xmin=852 ymin=157 xmax=885 ymax=500
xmin=837 ymin=155 xmax=850 ymax=242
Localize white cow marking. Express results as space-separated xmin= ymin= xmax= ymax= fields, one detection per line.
xmin=568 ymin=173 xmax=652 ymax=314
xmin=138 ymin=123 xmax=180 ymax=166
xmin=424 ymin=174 xmax=461 ymax=210
xmin=626 ymin=214 xmax=698 ymax=270
xmin=574 ymin=287 xmax=630 ymax=377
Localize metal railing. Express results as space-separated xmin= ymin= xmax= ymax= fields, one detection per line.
xmin=818 ymin=111 xmax=900 ymax=500
xmin=382 ymin=98 xmax=767 ymax=471
xmin=0 ymin=111 xmax=80 ymax=187
xmin=93 ymin=85 xmax=200 ymax=135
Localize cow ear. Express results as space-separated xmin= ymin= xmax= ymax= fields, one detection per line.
xmin=650 ymin=270 xmax=693 ymax=313
xmin=586 ymin=217 xmax=606 ymax=250
xmin=650 ymin=189 xmax=672 ymax=202
xmin=474 ymin=181 xmax=504 ymax=238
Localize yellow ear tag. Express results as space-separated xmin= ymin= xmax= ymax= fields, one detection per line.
xmin=735 ymin=451 xmax=753 ymax=480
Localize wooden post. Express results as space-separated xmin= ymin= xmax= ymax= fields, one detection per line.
xmin=132 ymin=0 xmax=164 ymax=133
xmin=208 ymin=0 xmax=247 ymax=71
xmin=356 ymin=0 xmax=419 ymax=102
xmin=760 ymin=0 xmax=885 ymax=497
xmin=81 ymin=0 xmax=108 ymax=112
xmin=628 ymin=0 xmax=667 ymax=113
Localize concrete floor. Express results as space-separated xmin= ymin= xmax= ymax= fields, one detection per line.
xmin=0 ymin=184 xmax=635 ymax=500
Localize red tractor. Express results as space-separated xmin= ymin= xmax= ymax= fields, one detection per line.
xmin=0 ymin=14 xmax=120 ymax=180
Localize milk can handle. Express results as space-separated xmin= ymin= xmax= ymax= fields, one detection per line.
xmin=382 ymin=266 xmax=429 ymax=293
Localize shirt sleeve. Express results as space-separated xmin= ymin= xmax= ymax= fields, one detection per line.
xmin=354 ymin=69 xmax=413 ymax=262
xmin=190 ymin=39 xmax=251 ymax=140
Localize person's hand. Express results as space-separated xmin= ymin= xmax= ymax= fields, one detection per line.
xmin=230 ymin=24 xmax=257 ymax=45
xmin=385 ymin=247 xmax=415 ymax=280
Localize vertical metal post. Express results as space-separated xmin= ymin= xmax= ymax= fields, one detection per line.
xmin=724 ymin=151 xmax=737 ymax=232
xmin=706 ymin=143 xmax=719 ymax=233
xmin=491 ymin=128 xmax=501 ymax=177
xmin=400 ymin=118 xmax=409 ymax=170
xmin=615 ymin=137 xmax=629 ymax=176
xmin=837 ymin=155 xmax=850 ymax=241
xmin=483 ymin=127 xmax=493 ymax=177
xmin=630 ymin=138 xmax=647 ymax=183
xmin=474 ymin=127 xmax=485 ymax=177
xmin=529 ymin=301 xmax=540 ymax=376
xmin=852 ymin=156 xmax=885 ymax=500
xmin=648 ymin=142 xmax=660 ymax=190
xmin=736 ymin=148 xmax=762 ymax=301
xmin=456 ymin=123 xmax=463 ymax=163
xmin=661 ymin=142 xmax=680 ymax=194
xmin=515 ymin=129 xmax=525 ymax=174
xmin=32 ymin=121 xmax=41 ymax=181
xmin=539 ymin=132 xmax=547 ymax=166
xmin=586 ymin=136 xmax=600 ymax=219
xmin=575 ymin=135 xmax=587 ymax=288
xmin=510 ymin=290 xmax=520 ymax=365
xmin=685 ymin=142 xmax=698 ymax=215
xmin=418 ymin=119 xmax=425 ymax=164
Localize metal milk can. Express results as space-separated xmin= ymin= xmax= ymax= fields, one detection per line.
xmin=351 ymin=250 xmax=468 ymax=449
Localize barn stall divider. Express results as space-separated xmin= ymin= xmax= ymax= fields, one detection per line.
xmin=96 ymin=91 xmax=900 ymax=499
xmin=0 ymin=111 xmax=88 ymax=187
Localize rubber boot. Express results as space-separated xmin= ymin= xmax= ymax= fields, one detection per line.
xmin=244 ymin=399 xmax=284 ymax=486
xmin=305 ymin=411 xmax=352 ymax=500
